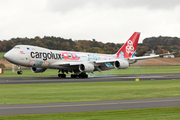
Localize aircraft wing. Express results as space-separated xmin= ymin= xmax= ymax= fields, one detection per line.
xmin=129 ymin=52 xmax=174 ymax=61
xmin=52 ymin=53 xmax=169 ymax=66
xmin=51 ymin=61 xmax=83 ymax=66
xmin=94 ymin=59 xmax=117 ymax=64
xmin=52 ymin=59 xmax=120 ymax=66
xmin=128 ymin=55 xmax=160 ymax=60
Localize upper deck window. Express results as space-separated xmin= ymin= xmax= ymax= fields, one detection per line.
xmin=13 ymin=47 xmax=20 ymax=49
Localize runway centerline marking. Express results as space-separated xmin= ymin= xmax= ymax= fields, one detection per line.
xmin=0 ymin=98 xmax=180 ymax=110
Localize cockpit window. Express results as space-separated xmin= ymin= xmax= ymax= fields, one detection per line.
xmin=13 ymin=47 xmax=20 ymax=49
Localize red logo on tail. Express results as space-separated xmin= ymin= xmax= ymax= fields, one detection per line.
xmin=116 ymin=32 xmax=140 ymax=58
xmin=126 ymin=40 xmax=134 ymax=54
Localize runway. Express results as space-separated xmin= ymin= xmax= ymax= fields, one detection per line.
xmin=0 ymin=97 xmax=180 ymax=115
xmin=0 ymin=73 xmax=180 ymax=84
xmin=0 ymin=74 xmax=180 ymax=116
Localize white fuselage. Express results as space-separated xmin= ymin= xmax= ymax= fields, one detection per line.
xmin=5 ymin=45 xmax=117 ymax=70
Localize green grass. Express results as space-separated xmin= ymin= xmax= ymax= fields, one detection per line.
xmin=1 ymin=66 xmax=180 ymax=77
xmin=94 ymin=66 xmax=180 ymax=75
xmin=0 ymin=80 xmax=179 ymax=105
xmin=0 ymin=107 xmax=180 ymax=120
xmin=0 ymin=69 xmax=59 ymax=77
xmin=0 ymin=52 xmax=5 ymax=59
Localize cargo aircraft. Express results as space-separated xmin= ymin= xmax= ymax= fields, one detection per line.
xmin=4 ymin=32 xmax=161 ymax=78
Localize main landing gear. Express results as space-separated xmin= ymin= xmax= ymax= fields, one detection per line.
xmin=58 ymin=74 xmax=66 ymax=78
xmin=58 ymin=69 xmax=66 ymax=78
xmin=71 ymin=72 xmax=88 ymax=78
xmin=58 ymin=70 xmax=88 ymax=78
xmin=17 ymin=66 xmax=23 ymax=75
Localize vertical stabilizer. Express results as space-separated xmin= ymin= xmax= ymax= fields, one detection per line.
xmin=116 ymin=32 xmax=140 ymax=58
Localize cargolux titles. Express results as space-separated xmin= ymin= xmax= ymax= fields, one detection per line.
xmin=30 ymin=52 xmax=62 ymax=61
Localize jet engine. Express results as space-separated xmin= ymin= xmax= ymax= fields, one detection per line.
xmin=114 ymin=60 xmax=129 ymax=69
xmin=30 ymin=67 xmax=47 ymax=73
xmin=128 ymin=59 xmax=137 ymax=64
xmin=79 ymin=63 xmax=95 ymax=72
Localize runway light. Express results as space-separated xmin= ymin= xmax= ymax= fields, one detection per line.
xmin=151 ymin=79 xmax=154 ymax=81
xmin=135 ymin=78 xmax=139 ymax=81
xmin=141 ymin=107 xmax=143 ymax=108
xmin=132 ymin=97 xmax=134 ymax=99
xmin=4 ymin=102 xmax=6 ymax=105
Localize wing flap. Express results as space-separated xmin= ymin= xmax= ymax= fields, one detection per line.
xmin=51 ymin=61 xmax=82 ymax=66
xmin=129 ymin=52 xmax=173 ymax=60
xmin=129 ymin=55 xmax=160 ymax=60
xmin=94 ymin=59 xmax=117 ymax=64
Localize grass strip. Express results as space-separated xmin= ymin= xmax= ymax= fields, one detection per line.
xmin=0 ymin=52 xmax=5 ymax=59
xmin=0 ymin=69 xmax=58 ymax=77
xmin=0 ymin=80 xmax=180 ymax=105
xmin=0 ymin=107 xmax=180 ymax=120
xmin=0 ymin=66 xmax=180 ymax=77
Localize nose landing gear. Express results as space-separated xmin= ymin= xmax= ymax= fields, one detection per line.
xmin=17 ymin=71 xmax=23 ymax=74
xmin=17 ymin=66 xmax=23 ymax=75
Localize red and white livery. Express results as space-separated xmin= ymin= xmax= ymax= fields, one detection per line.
xmin=4 ymin=32 xmax=160 ymax=78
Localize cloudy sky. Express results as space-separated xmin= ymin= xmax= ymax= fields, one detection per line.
xmin=0 ymin=0 xmax=180 ymax=43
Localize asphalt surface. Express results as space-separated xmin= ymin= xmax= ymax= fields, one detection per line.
xmin=0 ymin=73 xmax=180 ymax=84
xmin=0 ymin=97 xmax=180 ymax=115
xmin=0 ymin=74 xmax=180 ymax=116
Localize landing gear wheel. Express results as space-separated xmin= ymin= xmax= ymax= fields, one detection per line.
xmin=58 ymin=74 xmax=66 ymax=78
xmin=71 ymin=74 xmax=74 ymax=78
xmin=79 ymin=73 xmax=88 ymax=78
xmin=17 ymin=71 xmax=23 ymax=75
xmin=17 ymin=65 xmax=22 ymax=75
xmin=71 ymin=74 xmax=79 ymax=78
xmin=85 ymin=74 xmax=88 ymax=78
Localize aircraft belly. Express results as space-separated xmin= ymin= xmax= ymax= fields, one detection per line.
xmin=49 ymin=66 xmax=79 ymax=71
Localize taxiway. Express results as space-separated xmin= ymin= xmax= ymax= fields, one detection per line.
xmin=0 ymin=97 xmax=180 ymax=115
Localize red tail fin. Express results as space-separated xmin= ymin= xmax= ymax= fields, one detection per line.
xmin=116 ymin=32 xmax=140 ymax=58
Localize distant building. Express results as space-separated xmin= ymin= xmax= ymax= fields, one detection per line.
xmin=163 ymin=52 xmax=175 ymax=58
xmin=144 ymin=50 xmax=174 ymax=58
xmin=144 ymin=50 xmax=156 ymax=56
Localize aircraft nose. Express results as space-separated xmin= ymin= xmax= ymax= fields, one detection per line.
xmin=4 ymin=48 xmax=21 ymax=65
xmin=4 ymin=51 xmax=11 ymax=61
xmin=4 ymin=50 xmax=16 ymax=63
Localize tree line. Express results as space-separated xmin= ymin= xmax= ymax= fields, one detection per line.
xmin=0 ymin=35 xmax=180 ymax=56
xmin=142 ymin=36 xmax=180 ymax=56
xmin=0 ymin=36 xmax=122 ymax=54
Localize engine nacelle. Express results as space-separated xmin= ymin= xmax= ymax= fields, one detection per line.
xmin=30 ymin=67 xmax=47 ymax=73
xmin=79 ymin=63 xmax=95 ymax=72
xmin=128 ymin=59 xmax=137 ymax=64
xmin=114 ymin=60 xmax=129 ymax=69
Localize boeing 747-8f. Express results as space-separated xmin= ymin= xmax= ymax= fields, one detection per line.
xmin=4 ymin=32 xmax=160 ymax=78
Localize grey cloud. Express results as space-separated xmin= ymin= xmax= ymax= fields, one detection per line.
xmin=117 ymin=0 xmax=180 ymax=9
xmin=46 ymin=0 xmax=180 ymax=13
xmin=46 ymin=0 xmax=87 ymax=12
